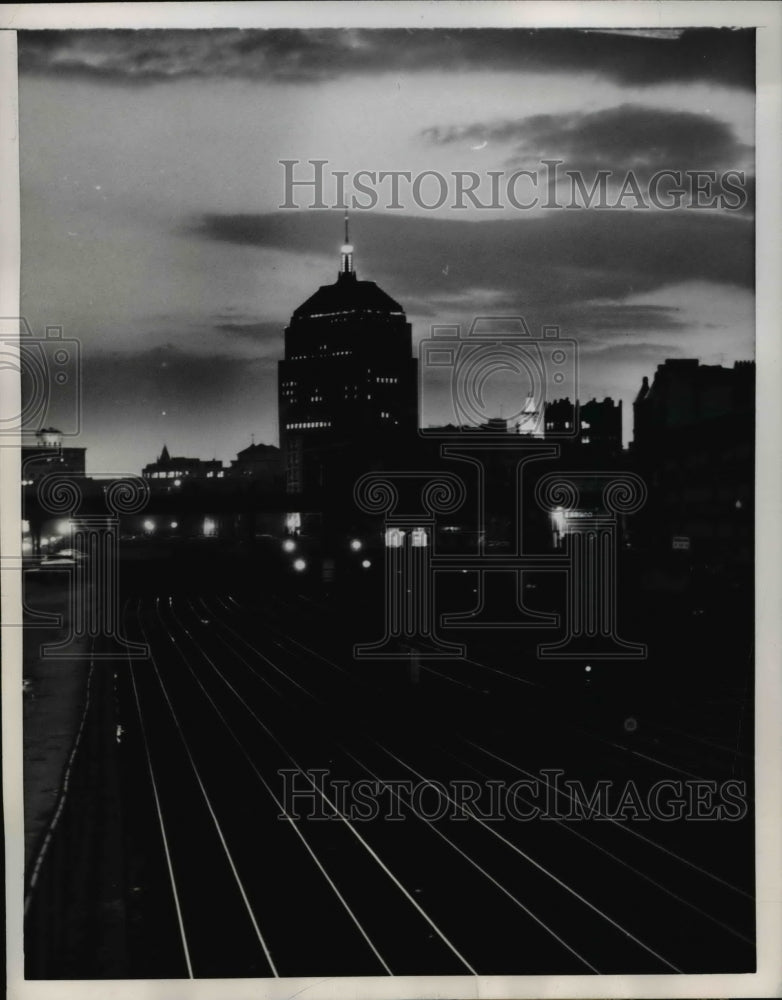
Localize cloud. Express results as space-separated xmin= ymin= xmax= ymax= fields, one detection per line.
xmin=560 ymin=302 xmax=686 ymax=333
xmin=579 ymin=341 xmax=686 ymax=360
xmin=85 ymin=343 xmax=276 ymax=414
xmin=214 ymin=320 xmax=285 ymax=343
xmin=18 ymin=27 xmax=754 ymax=89
xmin=423 ymin=104 xmax=753 ymax=176
xmin=192 ymin=209 xmax=754 ymax=321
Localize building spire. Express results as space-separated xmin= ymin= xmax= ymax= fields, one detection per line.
xmin=340 ymin=209 xmax=355 ymax=277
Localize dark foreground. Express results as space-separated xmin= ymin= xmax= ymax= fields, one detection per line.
xmin=23 ymin=547 xmax=755 ymax=979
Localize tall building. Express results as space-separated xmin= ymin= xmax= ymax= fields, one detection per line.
xmin=278 ymin=216 xmax=418 ymax=494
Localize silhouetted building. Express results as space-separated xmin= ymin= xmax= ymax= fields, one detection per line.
xmin=142 ymin=444 xmax=224 ymax=483
xmin=228 ymin=442 xmax=283 ymax=488
xmin=545 ymin=397 xmax=622 ymax=455
xmin=631 ymin=359 xmax=754 ymax=567
xmin=633 ymin=359 xmax=754 ymax=451
xmin=278 ymin=216 xmax=418 ymax=494
xmin=22 ymin=427 xmax=86 ymax=484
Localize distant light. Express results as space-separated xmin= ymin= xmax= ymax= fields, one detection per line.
xmin=173 ymin=478 xmax=181 ymax=487
xmin=170 ymin=521 xmax=178 ymax=529
xmin=56 ymin=519 xmax=71 ymax=536
xmin=584 ymin=665 xmax=592 ymax=673
xmin=143 ymin=519 xmax=155 ymax=533
xmin=22 ymin=539 xmax=32 ymax=553
xmin=350 ymin=538 xmax=362 ymax=551
xmin=735 ymin=500 xmax=743 ymax=510
xmin=203 ymin=518 xmax=216 ymax=537
xmin=385 ymin=528 xmax=405 ymax=548
xmin=361 ymin=559 xmax=371 ymax=569
xmin=411 ymin=527 xmax=428 ymax=548
xmin=341 ymin=243 xmax=354 ymax=254
xmin=282 ymin=539 xmax=296 ymax=552
xmin=293 ymin=558 xmax=307 ymax=572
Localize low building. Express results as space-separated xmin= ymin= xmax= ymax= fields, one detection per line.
xmin=142 ymin=444 xmax=224 ymax=483
xmin=544 ymin=397 xmax=622 ymax=455
xmin=227 ymin=442 xmax=283 ymax=488
xmin=21 ymin=427 xmax=86 ymax=484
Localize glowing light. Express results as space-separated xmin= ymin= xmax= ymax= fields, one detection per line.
xmin=143 ymin=519 xmax=155 ymax=533
xmin=349 ymin=538 xmax=362 ymax=551
xmin=170 ymin=521 xmax=178 ymax=529
xmin=173 ymin=478 xmax=182 ymax=487
xmin=285 ymin=512 xmax=301 ymax=534
xmin=282 ymin=539 xmax=297 ymax=552
xmin=56 ymin=519 xmax=71 ymax=535
xmin=584 ymin=665 xmax=592 ymax=673
xmin=385 ymin=528 xmax=405 ymax=548
xmin=361 ymin=559 xmax=371 ymax=569
xmin=293 ymin=558 xmax=307 ymax=572
xmin=203 ymin=518 xmax=216 ymax=537
xmin=341 ymin=243 xmax=354 ymax=254
xmin=411 ymin=527 xmax=428 ymax=548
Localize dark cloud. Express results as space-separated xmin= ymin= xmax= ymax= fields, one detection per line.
xmin=214 ymin=320 xmax=285 ymax=344
xmin=579 ymin=342 xmax=686 ymax=360
xmin=18 ymin=27 xmax=754 ymax=89
xmin=423 ymin=104 xmax=753 ymax=175
xmin=192 ymin=209 xmax=754 ymax=320
xmin=561 ymin=303 xmax=686 ymax=333
xmin=85 ymin=343 xmax=276 ymax=414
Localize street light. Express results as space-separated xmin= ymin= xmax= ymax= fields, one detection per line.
xmin=143 ymin=519 xmax=155 ymax=534
xmin=361 ymin=559 xmax=371 ymax=569
xmin=282 ymin=539 xmax=297 ymax=552
xmin=350 ymin=538 xmax=362 ymax=551
xmin=293 ymin=558 xmax=307 ymax=572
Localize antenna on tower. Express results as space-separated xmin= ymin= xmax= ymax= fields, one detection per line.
xmin=340 ymin=209 xmax=354 ymax=276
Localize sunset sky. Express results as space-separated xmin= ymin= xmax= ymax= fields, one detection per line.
xmin=17 ymin=27 xmax=754 ymax=475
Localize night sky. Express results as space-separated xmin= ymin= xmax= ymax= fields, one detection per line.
xmin=18 ymin=27 xmax=754 ymax=475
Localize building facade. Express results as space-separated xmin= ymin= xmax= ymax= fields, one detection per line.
xmin=631 ymin=358 xmax=754 ymax=567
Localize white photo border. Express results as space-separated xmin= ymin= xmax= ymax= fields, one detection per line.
xmin=1 ymin=3 xmax=779 ymax=998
